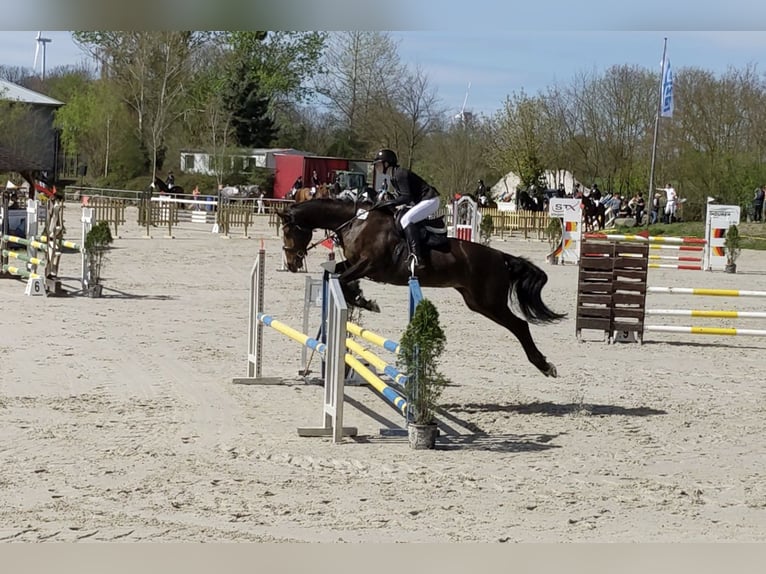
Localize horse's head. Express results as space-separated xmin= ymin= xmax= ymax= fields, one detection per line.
xmin=277 ymin=207 xmax=313 ymax=272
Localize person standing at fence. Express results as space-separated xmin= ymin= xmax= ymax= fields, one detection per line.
xmin=656 ymin=183 xmax=677 ymax=223
xmin=649 ymin=193 xmax=661 ymax=224
xmin=191 ymin=185 xmax=201 ymax=210
xmin=257 ymin=190 xmax=265 ymax=214
xmin=753 ymin=185 xmax=765 ymax=222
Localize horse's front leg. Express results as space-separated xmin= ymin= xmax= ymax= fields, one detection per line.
xmin=333 ymin=259 xmax=380 ymax=313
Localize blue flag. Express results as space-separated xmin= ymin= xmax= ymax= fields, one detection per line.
xmin=661 ymin=57 xmax=674 ymax=118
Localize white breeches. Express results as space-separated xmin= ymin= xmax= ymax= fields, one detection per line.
xmin=400 ymin=197 xmax=441 ymax=229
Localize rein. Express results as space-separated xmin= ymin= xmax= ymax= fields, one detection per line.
xmin=286 ymin=203 xmax=384 ymax=256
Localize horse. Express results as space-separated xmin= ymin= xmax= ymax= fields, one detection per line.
xmin=293 ymin=184 xmax=331 ymax=203
xmin=277 ymin=199 xmax=564 ymax=378
xmin=517 ymin=190 xmax=545 ymax=212
xmin=151 ymin=176 xmax=184 ymax=198
xmin=581 ymin=195 xmax=606 ymax=231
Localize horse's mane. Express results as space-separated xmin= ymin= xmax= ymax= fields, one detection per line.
xmin=288 ymin=197 xmax=383 ymax=229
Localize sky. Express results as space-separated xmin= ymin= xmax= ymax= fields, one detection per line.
xmin=2 ymin=30 xmax=766 ymax=118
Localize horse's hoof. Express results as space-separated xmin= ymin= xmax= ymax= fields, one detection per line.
xmin=544 ymin=363 xmax=558 ymax=378
xmin=366 ymin=300 xmax=381 ymax=313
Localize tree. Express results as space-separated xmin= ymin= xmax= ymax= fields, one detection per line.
xmin=224 ymin=60 xmax=277 ymax=147
xmin=53 ymin=74 xmax=133 ymax=180
xmin=487 ymin=91 xmax=550 ymax=190
xmin=314 ymin=31 xmax=402 ymax=156
xmin=389 ymin=65 xmax=442 ymax=169
xmin=73 ymin=31 xmax=210 ymax=176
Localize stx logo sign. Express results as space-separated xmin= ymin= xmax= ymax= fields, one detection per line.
xmin=548 ymin=198 xmax=582 ymax=217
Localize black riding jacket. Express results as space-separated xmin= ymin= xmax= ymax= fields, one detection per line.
xmin=388 ymin=166 xmax=439 ymax=206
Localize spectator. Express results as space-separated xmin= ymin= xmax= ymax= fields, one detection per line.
xmin=256 ymin=190 xmax=265 ymax=214
xmin=618 ymin=198 xmax=632 ymax=218
xmin=656 ymin=182 xmax=677 ymax=223
xmin=650 ymin=193 xmax=661 ymax=224
xmin=630 ymin=193 xmax=645 ymax=224
xmin=753 ymin=185 xmax=765 ymax=222
xmin=192 ymin=185 xmax=201 ymax=210
xmin=310 ymin=170 xmax=320 ymax=196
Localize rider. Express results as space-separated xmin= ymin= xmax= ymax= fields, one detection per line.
xmin=310 ymin=170 xmax=320 ymax=196
xmin=166 ymin=171 xmax=175 ymax=190
xmin=372 ymin=148 xmax=440 ymax=271
xmin=288 ymin=175 xmax=303 ymax=200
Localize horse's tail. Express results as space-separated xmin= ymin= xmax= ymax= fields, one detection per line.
xmin=503 ymin=253 xmax=566 ymax=324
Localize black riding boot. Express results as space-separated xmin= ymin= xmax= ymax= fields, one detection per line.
xmin=403 ymin=225 xmax=424 ymax=272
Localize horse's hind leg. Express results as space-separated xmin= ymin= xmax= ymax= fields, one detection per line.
xmin=457 ymin=288 xmax=557 ymax=378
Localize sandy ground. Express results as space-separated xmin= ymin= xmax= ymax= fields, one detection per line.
xmin=1 ymin=204 xmax=766 ymax=543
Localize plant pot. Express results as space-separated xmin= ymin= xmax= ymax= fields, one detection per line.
xmin=408 ymin=422 xmax=438 ymax=450
xmin=725 ymin=262 xmax=737 ymax=274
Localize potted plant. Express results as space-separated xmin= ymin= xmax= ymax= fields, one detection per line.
xmin=398 ymin=298 xmax=449 ymax=450
xmin=84 ymin=220 xmax=114 ymax=297
xmin=724 ymin=224 xmax=742 ymax=273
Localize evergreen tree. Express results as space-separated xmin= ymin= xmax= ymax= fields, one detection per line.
xmin=225 ymin=63 xmax=277 ymax=148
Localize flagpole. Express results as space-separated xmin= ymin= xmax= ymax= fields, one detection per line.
xmin=647 ymin=37 xmax=668 ymax=227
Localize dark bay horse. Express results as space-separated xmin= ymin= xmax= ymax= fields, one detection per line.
xmin=277 ymin=199 xmax=564 ymax=377
xmin=581 ymin=195 xmax=606 ymax=231
xmin=151 ymin=176 xmax=184 ymax=197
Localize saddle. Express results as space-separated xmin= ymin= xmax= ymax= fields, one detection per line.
xmin=388 ymin=203 xmax=449 ymax=249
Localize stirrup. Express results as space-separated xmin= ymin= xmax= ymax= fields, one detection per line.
xmin=407 ymin=253 xmax=423 ymax=276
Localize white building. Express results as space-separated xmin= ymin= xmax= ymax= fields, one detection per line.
xmin=179 ymin=147 xmax=311 ymax=176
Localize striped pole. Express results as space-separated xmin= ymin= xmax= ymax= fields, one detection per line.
xmin=585 ymin=233 xmax=706 ymax=245
xmin=2 ymin=264 xmax=40 ymax=279
xmin=346 ymin=338 xmax=408 ymax=387
xmin=648 ymin=263 xmax=703 ymax=271
xmin=645 ymin=325 xmax=766 ymax=337
xmin=2 ymin=250 xmax=45 ymax=266
xmin=345 ymin=354 xmax=408 ymax=417
xmin=648 ymin=244 xmax=704 ymax=252
xmin=346 ymin=322 xmax=400 ymax=354
xmin=2 ymin=235 xmax=47 ymax=251
xmin=36 ymin=235 xmax=83 ymax=252
xmin=257 ymin=313 xmax=408 ymax=418
xmin=619 ymin=253 xmax=701 ymax=262
xmin=257 ymin=313 xmax=327 ymax=356
xmin=646 ymin=309 xmax=766 ymax=319
xmin=647 ymin=287 xmax=766 ymax=298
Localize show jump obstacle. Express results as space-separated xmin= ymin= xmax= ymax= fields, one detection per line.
xmin=1 ymin=192 xmax=92 ymax=296
xmin=575 ymin=235 xmax=766 ymax=343
xmin=580 ymin=203 xmax=740 ymax=272
xmin=232 ymin=247 xmax=426 ymax=443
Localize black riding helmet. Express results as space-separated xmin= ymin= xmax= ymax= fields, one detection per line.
xmin=373 ymin=148 xmax=398 ymax=167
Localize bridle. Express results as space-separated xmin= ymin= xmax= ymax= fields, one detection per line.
xmin=281 ymin=205 xmax=381 ymax=261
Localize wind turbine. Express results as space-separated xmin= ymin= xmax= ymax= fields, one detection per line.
xmin=453 ymin=81 xmax=474 ymax=124
xmin=34 ymin=31 xmax=52 ymax=81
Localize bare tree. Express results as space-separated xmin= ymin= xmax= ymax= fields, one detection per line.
xmin=392 ymin=65 xmax=442 ymax=169
xmin=314 ymin=31 xmax=401 ymax=155
xmin=74 ymin=31 xmax=208 ymax=177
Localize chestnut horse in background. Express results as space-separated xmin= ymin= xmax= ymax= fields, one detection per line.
xmin=293 ymin=184 xmax=331 ymax=203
